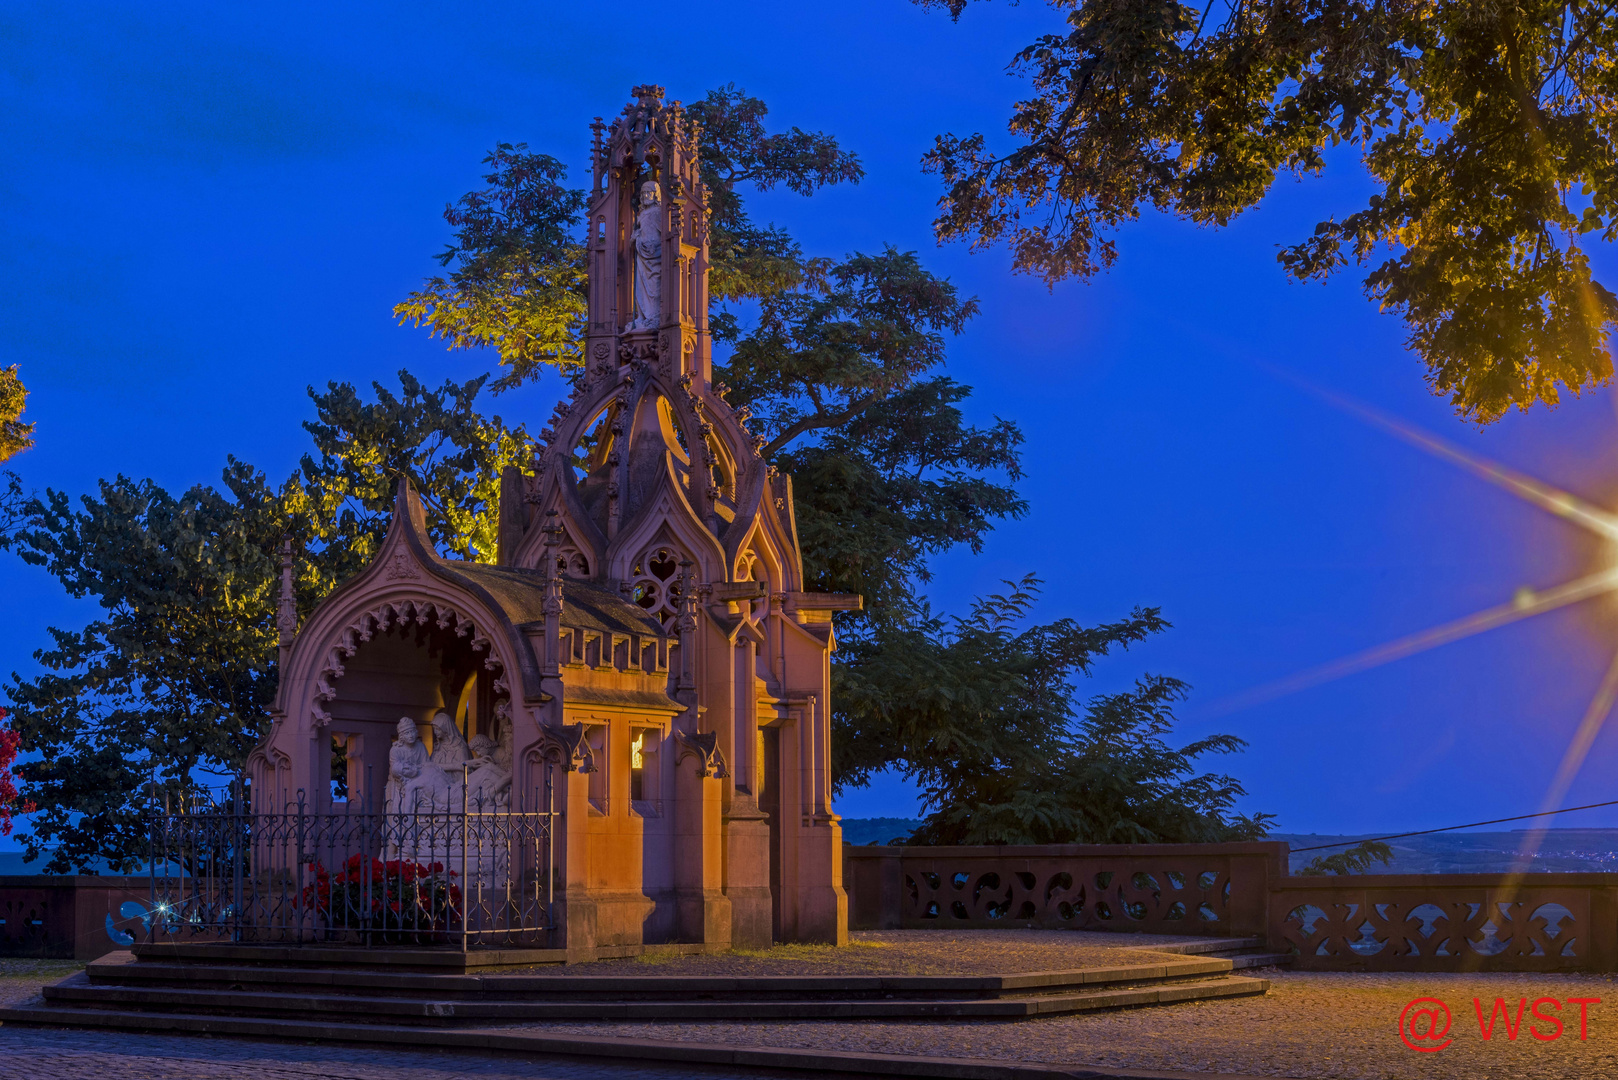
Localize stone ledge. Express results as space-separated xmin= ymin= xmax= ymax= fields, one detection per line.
xmin=41 ymin=974 xmax=1270 ymax=1021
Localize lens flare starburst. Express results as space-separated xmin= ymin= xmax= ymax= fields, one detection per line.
xmin=1208 ymin=373 xmax=1618 ymax=853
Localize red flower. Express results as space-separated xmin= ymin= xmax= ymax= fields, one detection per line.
xmin=0 ymin=709 xmax=34 ymax=838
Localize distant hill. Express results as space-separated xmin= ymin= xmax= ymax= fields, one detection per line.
xmin=1276 ymin=830 xmax=1618 ymax=875
xmin=841 ymin=818 xmax=922 ymax=845
xmin=839 ymin=823 xmax=1618 ymax=874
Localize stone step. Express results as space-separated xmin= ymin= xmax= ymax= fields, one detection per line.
xmin=28 ymin=973 xmax=1270 ymax=1023
xmin=1120 ymin=936 xmax=1265 ymax=956
xmin=85 ymin=953 xmax=1238 ymax=1002
xmin=1222 ymin=951 xmax=1295 ymax=970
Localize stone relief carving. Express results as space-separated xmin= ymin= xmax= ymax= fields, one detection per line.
xmin=428 ymin=710 xmax=470 ymax=770
xmin=624 ymin=180 xmax=662 ymax=332
xmin=465 ymin=714 xmax=514 ymax=809
xmin=384 ymin=550 xmax=420 ymax=580
xmin=384 ymin=716 xmax=455 ymax=817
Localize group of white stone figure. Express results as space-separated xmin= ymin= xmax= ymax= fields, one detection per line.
xmin=382 ymin=712 xmax=516 ymax=875
xmin=383 ymin=711 xmax=513 ymax=817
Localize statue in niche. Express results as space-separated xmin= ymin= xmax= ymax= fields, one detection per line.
xmin=384 ymin=717 xmax=454 ymax=815
xmin=428 ymin=710 xmax=470 ymax=771
xmin=464 ymin=713 xmax=513 ymax=809
xmin=625 ymin=180 xmax=662 ymax=332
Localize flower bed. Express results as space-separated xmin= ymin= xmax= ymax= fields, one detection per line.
xmin=303 ymin=854 xmax=461 ymax=945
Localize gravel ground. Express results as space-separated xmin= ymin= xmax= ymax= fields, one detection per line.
xmin=504 ymin=929 xmax=1194 ymax=977
xmin=13 ymin=949 xmax=1616 ymax=1077
xmin=0 ymin=1026 xmax=793 ymax=1080
xmin=0 ymin=961 xmax=80 ymax=1009
xmin=502 ymin=969 xmax=1618 ymax=1079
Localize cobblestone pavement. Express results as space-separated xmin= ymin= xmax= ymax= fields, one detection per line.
xmin=510 ymin=969 xmax=1618 ymax=1079
xmin=0 ymin=1026 xmax=803 ymax=1080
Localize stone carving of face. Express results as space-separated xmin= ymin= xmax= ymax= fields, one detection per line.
xmin=396 ymin=717 xmax=418 ymax=744
xmin=469 ymin=735 xmax=496 ymax=758
xmin=431 ymin=711 xmax=454 ymax=736
xmin=640 ymin=180 xmax=660 ymax=206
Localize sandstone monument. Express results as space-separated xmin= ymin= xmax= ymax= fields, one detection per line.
xmin=249 ymin=85 xmax=854 ymax=953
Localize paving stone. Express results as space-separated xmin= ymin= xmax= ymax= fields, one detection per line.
xmin=0 ymin=1025 xmax=794 ymax=1080
xmin=501 ymin=969 xmax=1618 ymax=1079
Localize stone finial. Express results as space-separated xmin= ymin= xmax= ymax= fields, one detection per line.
xmin=276 ymin=535 xmax=297 ymax=647
xmin=540 ymin=511 xmax=565 ymax=618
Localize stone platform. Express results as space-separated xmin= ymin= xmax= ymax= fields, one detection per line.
xmin=0 ymin=931 xmax=1281 ymax=1033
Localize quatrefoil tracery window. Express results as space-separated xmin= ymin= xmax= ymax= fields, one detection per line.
xmin=630 ymin=546 xmax=685 ymax=628
xmin=554 ymin=546 xmax=590 ymax=578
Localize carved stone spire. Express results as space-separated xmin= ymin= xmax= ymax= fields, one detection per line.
xmin=276 ymin=535 xmax=298 ymax=670
xmin=540 ymin=511 xmax=564 ymax=676
xmin=585 ymin=85 xmax=711 ymax=385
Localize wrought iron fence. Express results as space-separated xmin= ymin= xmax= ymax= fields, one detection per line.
xmin=145 ymin=770 xmax=556 ymax=949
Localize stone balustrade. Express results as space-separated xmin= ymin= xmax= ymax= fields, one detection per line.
xmin=0 ymin=876 xmax=155 ymax=960
xmin=844 ymin=843 xmax=1283 ymax=939
xmin=1271 ymin=872 xmax=1618 ymax=971
xmin=844 ymin=844 xmax=1618 ymax=972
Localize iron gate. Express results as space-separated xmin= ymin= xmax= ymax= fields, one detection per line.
xmin=145 ymin=771 xmax=557 ymax=949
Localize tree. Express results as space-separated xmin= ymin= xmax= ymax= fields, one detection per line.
xmin=916 ymin=1 xmax=1618 ymax=424
xmin=299 ymin=370 xmax=530 ymax=571
xmin=835 ymin=576 xmax=1271 ymax=844
xmin=2 ymin=375 xmax=523 ymax=871
xmin=0 ymin=365 xmax=33 ymax=548
xmin=6 ymin=465 xmax=290 ymax=870
xmin=393 ymin=84 xmax=1263 ymax=836
xmin=396 ymin=87 xmax=1026 ymax=624
xmin=0 ymin=365 xmax=30 ymax=463
xmin=394 ymin=148 xmax=589 ymax=392
xmin=1298 ymin=839 xmax=1395 ymax=875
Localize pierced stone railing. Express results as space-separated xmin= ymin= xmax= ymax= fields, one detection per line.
xmin=1271 ymin=873 xmax=1618 ymax=972
xmin=844 ymin=843 xmax=1284 ymax=939
xmin=845 ymin=845 xmax=1618 ymax=971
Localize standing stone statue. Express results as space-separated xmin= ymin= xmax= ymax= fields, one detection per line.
xmin=626 ymin=180 xmax=662 ymax=331
xmin=428 ymin=710 xmax=471 ymax=771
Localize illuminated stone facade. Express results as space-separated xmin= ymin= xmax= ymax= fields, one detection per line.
xmin=251 ymin=86 xmax=854 ymax=953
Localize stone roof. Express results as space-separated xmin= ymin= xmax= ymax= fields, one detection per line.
xmin=438 ymin=562 xmax=666 ymax=638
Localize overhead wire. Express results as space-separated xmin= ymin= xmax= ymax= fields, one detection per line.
xmin=1287 ymin=797 xmax=1618 ymax=853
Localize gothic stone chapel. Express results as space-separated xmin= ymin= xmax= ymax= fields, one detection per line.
xmin=251 ymin=86 xmax=855 ymax=954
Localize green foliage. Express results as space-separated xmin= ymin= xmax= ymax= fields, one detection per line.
xmin=779 ymin=377 xmax=1024 ymax=618
xmin=1298 ymin=839 xmax=1395 ymax=876
xmin=719 ymin=245 xmax=1025 ymax=616
xmin=388 ymin=84 xmax=1262 ymax=838
xmin=688 ymin=83 xmax=864 ymax=317
xmin=835 ymin=576 xmax=1273 ymax=844
xmin=394 ymin=146 xmax=588 ymax=392
xmin=3 ymin=374 xmax=522 ymax=871
xmin=0 ymin=471 xmax=25 ymax=550
xmin=396 ymin=88 xmax=1026 ymax=627
xmin=5 ymin=464 xmax=290 ymax=871
xmin=0 ymin=365 xmax=31 ymax=463
xmin=300 ymin=370 xmax=531 ymax=569
xmin=918 ymin=1 xmax=1618 ymax=423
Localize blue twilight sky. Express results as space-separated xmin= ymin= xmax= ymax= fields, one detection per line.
xmin=4 ymin=0 xmax=1618 ymax=835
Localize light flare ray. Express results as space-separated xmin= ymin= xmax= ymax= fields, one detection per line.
xmin=1264 ymin=365 xmax=1618 ymax=539
xmin=1511 ymin=646 xmax=1618 ymax=870
xmin=1200 ymin=568 xmax=1618 ymax=719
